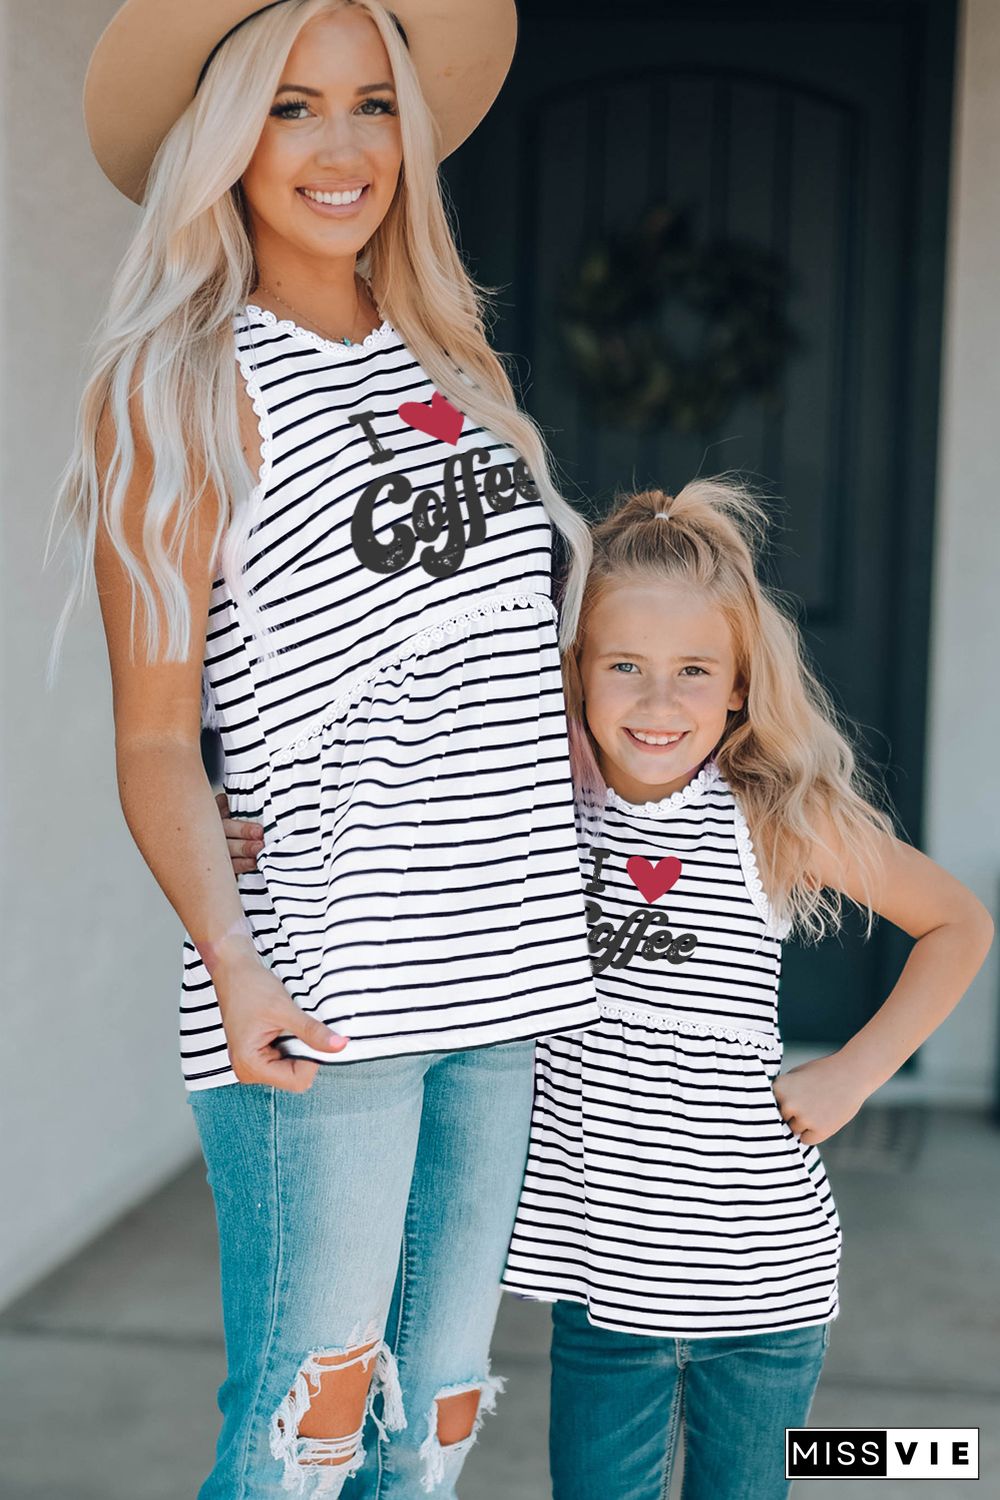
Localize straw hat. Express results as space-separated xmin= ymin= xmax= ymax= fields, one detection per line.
xmin=84 ymin=0 xmax=517 ymax=202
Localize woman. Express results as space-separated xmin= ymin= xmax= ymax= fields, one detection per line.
xmin=48 ymin=2 xmax=599 ymax=1495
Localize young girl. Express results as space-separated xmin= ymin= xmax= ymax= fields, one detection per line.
xmin=502 ymin=479 xmax=993 ymax=1499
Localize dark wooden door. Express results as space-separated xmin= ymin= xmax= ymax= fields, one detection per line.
xmin=443 ymin=0 xmax=955 ymax=1048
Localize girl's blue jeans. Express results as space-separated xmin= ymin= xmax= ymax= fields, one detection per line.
xmin=189 ymin=1040 xmax=534 ymax=1499
xmin=549 ymin=1299 xmax=830 ymax=1500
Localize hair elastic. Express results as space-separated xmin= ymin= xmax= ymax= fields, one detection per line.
xmin=195 ymin=913 xmax=256 ymax=976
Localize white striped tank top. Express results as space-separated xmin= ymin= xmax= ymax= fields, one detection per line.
xmin=503 ymin=760 xmax=842 ymax=1337
xmin=180 ymin=305 xmax=599 ymax=1090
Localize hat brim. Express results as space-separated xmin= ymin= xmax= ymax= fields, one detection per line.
xmin=84 ymin=0 xmax=517 ymax=203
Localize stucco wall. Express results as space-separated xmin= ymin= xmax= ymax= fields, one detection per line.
xmin=920 ymin=0 xmax=1000 ymax=1106
xmin=0 ymin=0 xmax=196 ymax=1308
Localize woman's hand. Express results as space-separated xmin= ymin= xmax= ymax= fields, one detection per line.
xmin=211 ymin=937 xmax=348 ymax=1091
xmin=216 ymin=790 xmax=264 ymax=873
xmin=771 ymin=1053 xmax=869 ymax=1146
xmin=210 ymin=794 xmax=346 ymax=1089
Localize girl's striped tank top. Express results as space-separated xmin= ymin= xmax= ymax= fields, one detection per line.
xmin=504 ymin=761 xmax=843 ymax=1337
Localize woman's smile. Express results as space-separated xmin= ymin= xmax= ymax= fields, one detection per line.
xmin=297 ymin=182 xmax=372 ymax=216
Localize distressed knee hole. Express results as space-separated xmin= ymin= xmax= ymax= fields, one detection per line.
xmin=435 ymin=1388 xmax=481 ymax=1446
xmin=295 ymin=1340 xmax=379 ymax=1448
xmin=269 ymin=1332 xmax=406 ymax=1496
xmin=418 ymin=1371 xmax=505 ymax=1494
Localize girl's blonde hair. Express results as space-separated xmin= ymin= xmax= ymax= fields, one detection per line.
xmin=563 ymin=478 xmax=895 ymax=942
xmin=45 ymin=0 xmax=591 ymax=679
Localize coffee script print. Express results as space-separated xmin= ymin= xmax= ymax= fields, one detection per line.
xmin=348 ymin=393 xmax=539 ymax=580
xmin=584 ymin=845 xmax=699 ymax=975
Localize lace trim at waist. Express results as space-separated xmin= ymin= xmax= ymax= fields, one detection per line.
xmin=264 ymin=589 xmax=556 ymax=763
xmin=597 ymin=1000 xmax=782 ymax=1056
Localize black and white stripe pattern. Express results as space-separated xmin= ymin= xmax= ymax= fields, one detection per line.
xmin=180 ymin=307 xmax=599 ymax=1089
xmin=503 ymin=762 xmax=842 ymax=1337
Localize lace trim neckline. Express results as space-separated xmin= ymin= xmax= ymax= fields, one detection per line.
xmin=605 ymin=758 xmax=721 ymax=817
xmin=243 ymin=303 xmax=398 ymax=356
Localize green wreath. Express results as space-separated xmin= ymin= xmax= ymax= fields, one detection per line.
xmin=556 ymin=204 xmax=797 ymax=435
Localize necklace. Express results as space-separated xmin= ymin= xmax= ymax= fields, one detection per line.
xmin=254 ymin=279 xmax=379 ymax=347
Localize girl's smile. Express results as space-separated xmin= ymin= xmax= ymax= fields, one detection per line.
xmin=623 ymin=727 xmax=689 ymax=750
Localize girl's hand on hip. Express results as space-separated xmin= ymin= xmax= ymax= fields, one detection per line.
xmin=212 ymin=943 xmax=348 ymax=1091
xmin=215 ymin=790 xmax=264 ymax=874
xmin=771 ymin=1052 xmax=869 ymax=1145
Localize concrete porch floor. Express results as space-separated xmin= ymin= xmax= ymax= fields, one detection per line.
xmin=1 ymin=1107 xmax=997 ymax=1498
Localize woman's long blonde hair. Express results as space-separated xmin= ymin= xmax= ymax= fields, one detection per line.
xmin=563 ymin=479 xmax=895 ymax=942
xmin=45 ymin=0 xmax=591 ymax=680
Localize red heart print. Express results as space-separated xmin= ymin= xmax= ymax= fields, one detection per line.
xmin=397 ymin=391 xmax=464 ymax=446
xmin=626 ymin=855 xmax=683 ymax=903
